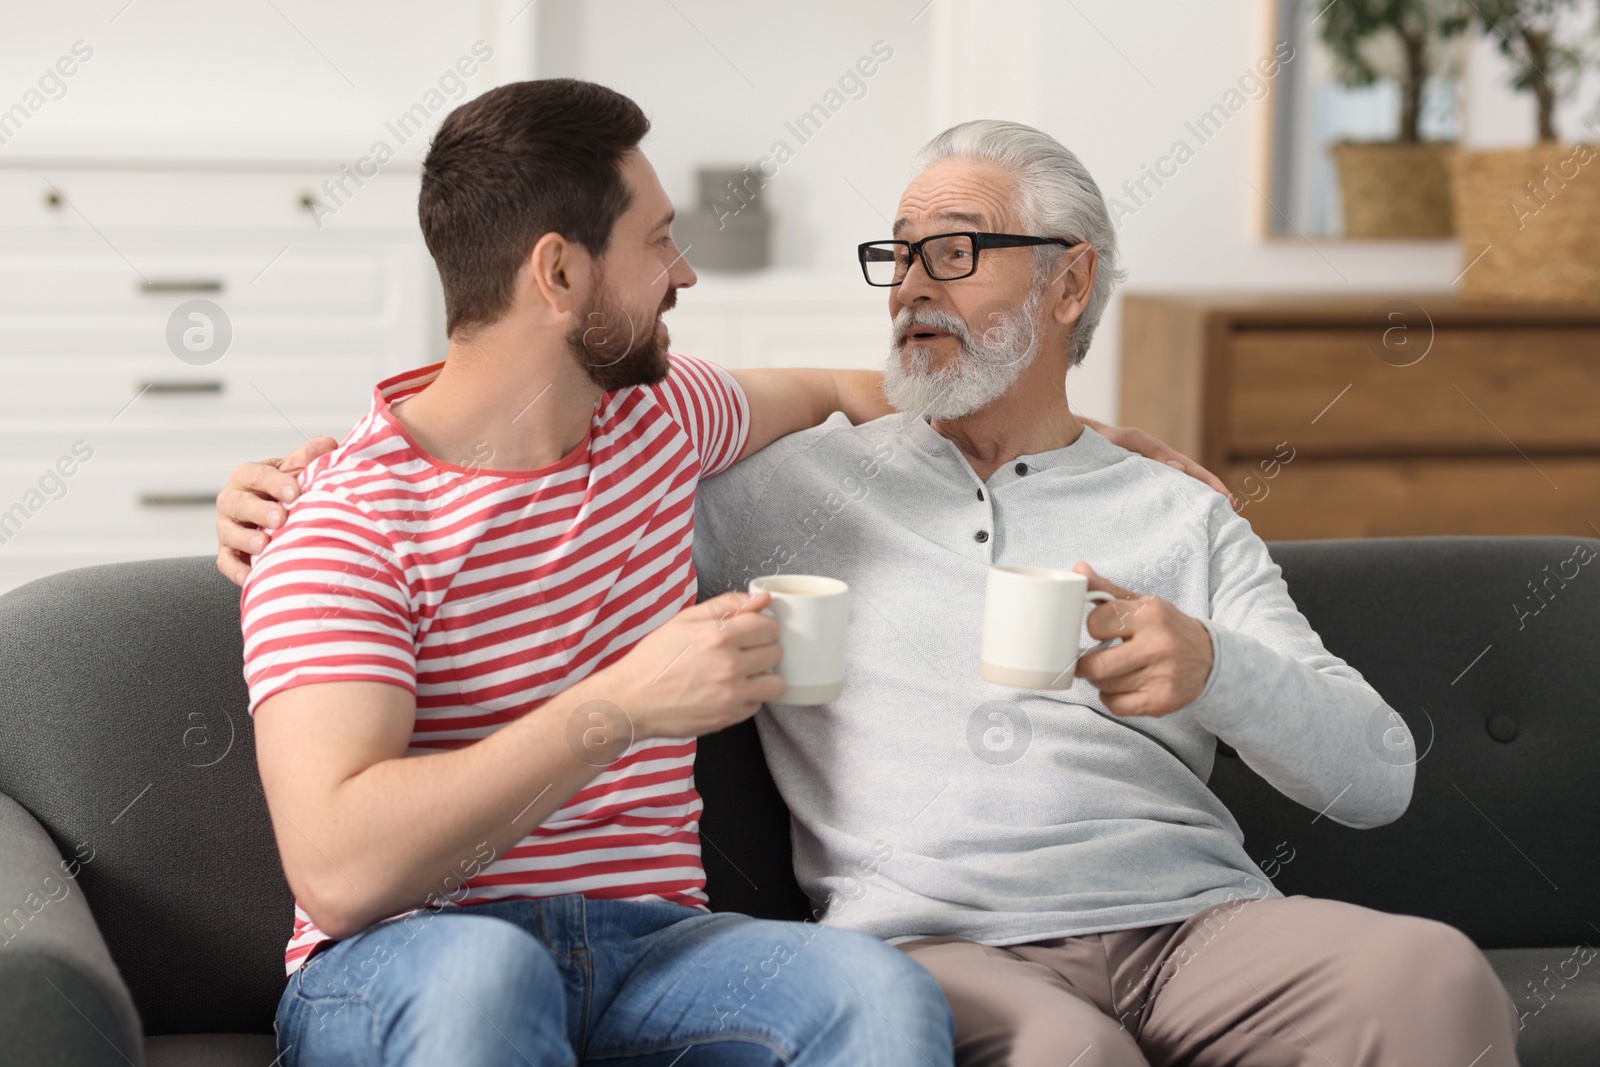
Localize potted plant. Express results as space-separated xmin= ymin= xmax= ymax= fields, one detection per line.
xmin=1322 ymin=0 xmax=1468 ymax=237
xmin=1448 ymin=0 xmax=1600 ymax=302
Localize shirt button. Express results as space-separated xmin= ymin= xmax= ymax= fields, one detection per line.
xmin=974 ymin=530 xmax=989 ymax=543
xmin=1015 ymin=462 xmax=1029 ymax=475
xmin=976 ymin=488 xmax=985 ymax=501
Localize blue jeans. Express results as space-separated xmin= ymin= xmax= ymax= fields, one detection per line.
xmin=273 ymin=894 xmax=954 ymax=1066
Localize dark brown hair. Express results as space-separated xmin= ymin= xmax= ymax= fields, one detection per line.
xmin=419 ymin=79 xmax=650 ymax=338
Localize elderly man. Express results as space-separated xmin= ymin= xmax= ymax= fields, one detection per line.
xmin=686 ymin=120 xmax=1521 ymax=1067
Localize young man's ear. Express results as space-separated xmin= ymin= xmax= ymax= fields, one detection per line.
xmin=1049 ymin=244 xmax=1098 ymax=329
xmin=526 ymin=231 xmax=594 ymax=316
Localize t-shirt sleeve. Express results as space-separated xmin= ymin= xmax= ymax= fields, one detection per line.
xmin=649 ymin=352 xmax=752 ymax=478
xmin=239 ymin=486 xmax=415 ymax=715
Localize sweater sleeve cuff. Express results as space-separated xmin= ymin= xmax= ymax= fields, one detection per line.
xmin=1182 ymin=620 xmax=1257 ymax=736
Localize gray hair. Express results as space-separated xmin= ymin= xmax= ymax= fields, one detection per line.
xmin=911 ymin=120 xmax=1125 ymax=367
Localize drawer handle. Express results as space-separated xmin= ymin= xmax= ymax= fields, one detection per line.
xmin=138 ymin=492 xmax=219 ymax=509
xmin=139 ymin=279 xmax=224 ymax=294
xmin=140 ymin=380 xmax=224 ymax=395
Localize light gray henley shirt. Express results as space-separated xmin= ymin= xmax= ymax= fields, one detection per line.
xmin=692 ymin=411 xmax=1414 ymax=946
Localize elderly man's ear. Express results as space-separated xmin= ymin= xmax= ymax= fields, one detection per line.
xmin=1049 ymin=244 xmax=1098 ymax=329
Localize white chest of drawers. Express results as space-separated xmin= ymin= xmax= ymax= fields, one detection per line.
xmin=0 ymin=159 xmax=442 ymax=593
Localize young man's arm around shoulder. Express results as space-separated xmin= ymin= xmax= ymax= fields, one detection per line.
xmin=212 ymin=373 xmax=1230 ymax=586
xmin=729 ymin=368 xmax=889 ymax=459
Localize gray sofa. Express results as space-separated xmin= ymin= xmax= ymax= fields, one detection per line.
xmin=0 ymin=539 xmax=1595 ymax=1065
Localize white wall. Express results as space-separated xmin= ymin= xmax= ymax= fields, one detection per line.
xmin=3 ymin=0 xmax=1570 ymax=423
xmin=542 ymin=0 xmax=1563 ymax=422
xmin=535 ymin=0 xmax=937 ymax=274
xmin=1019 ymin=2 xmax=1436 ymax=420
xmin=0 ymin=0 xmax=529 ymax=158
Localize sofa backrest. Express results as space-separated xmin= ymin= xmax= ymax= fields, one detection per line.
xmin=1 ymin=538 xmax=1596 ymax=1035
xmin=1209 ymin=536 xmax=1600 ymax=951
xmin=0 ymin=558 xmax=289 ymax=1036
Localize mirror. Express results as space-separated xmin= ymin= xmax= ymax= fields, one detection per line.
xmin=1267 ymin=0 xmax=1466 ymax=238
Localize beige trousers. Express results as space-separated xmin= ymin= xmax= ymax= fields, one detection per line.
xmin=898 ymin=895 xmax=1519 ymax=1067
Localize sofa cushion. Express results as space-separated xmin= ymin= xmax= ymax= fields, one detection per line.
xmin=1209 ymin=536 xmax=1600 ymax=949
xmin=145 ymin=1033 xmax=279 ymax=1066
xmin=1485 ymin=947 xmax=1600 ymax=1067
xmin=697 ymin=717 xmax=812 ymax=922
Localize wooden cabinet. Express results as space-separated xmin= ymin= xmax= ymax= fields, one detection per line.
xmin=1120 ymin=293 xmax=1600 ymax=540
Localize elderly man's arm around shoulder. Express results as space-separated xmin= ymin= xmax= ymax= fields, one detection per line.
xmin=1075 ymin=502 xmax=1414 ymax=830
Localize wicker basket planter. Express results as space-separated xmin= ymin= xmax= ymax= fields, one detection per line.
xmin=1449 ymin=143 xmax=1600 ymax=303
xmin=1331 ymin=141 xmax=1456 ymax=238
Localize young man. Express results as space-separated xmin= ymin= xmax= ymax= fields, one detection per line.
xmin=238 ymin=79 xmax=956 ymax=1066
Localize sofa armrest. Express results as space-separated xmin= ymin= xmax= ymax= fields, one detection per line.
xmin=0 ymin=791 xmax=143 ymax=1067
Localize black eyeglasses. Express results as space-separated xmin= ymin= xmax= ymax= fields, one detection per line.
xmin=857 ymin=231 xmax=1078 ymax=287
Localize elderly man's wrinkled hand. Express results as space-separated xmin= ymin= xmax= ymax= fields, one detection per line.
xmin=215 ymin=435 xmax=340 ymax=587
xmin=1072 ymin=562 xmax=1214 ymax=717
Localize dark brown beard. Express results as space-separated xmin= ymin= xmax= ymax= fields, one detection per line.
xmin=567 ymin=282 xmax=675 ymax=391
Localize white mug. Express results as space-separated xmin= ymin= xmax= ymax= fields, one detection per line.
xmin=981 ymin=566 xmax=1115 ymax=689
xmin=747 ymin=575 xmax=849 ymax=705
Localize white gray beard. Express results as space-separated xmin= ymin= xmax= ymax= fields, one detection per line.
xmin=882 ymin=286 xmax=1044 ymax=421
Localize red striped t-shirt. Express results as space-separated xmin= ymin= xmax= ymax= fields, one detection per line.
xmin=239 ymin=353 xmax=750 ymax=975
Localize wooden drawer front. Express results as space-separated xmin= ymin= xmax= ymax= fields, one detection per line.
xmin=1225 ymin=458 xmax=1600 ymax=540
xmin=1227 ymin=328 xmax=1600 ymax=456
